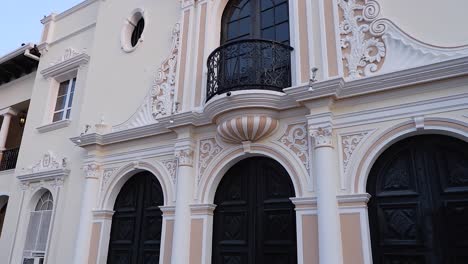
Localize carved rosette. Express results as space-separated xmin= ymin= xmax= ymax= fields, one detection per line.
xmin=217 ymin=115 xmax=279 ymax=144
xmin=175 ymin=149 xmax=194 ymax=167
xmin=309 ymin=126 xmax=334 ymax=148
xmin=339 ymin=0 xmax=386 ymax=79
xmin=83 ymin=163 xmax=101 ymax=179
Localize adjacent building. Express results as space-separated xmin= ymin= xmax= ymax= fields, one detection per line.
xmin=0 ymin=0 xmax=467 ymax=263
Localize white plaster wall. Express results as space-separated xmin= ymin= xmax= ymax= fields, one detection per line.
xmin=0 ymin=73 xmax=35 ymax=110
xmin=51 ymin=1 xmax=100 ymax=43
xmin=379 ymin=0 xmax=468 ymax=47
xmin=78 ymin=0 xmax=180 ymax=127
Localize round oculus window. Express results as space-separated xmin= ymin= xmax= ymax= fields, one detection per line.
xmin=121 ymin=10 xmax=146 ymax=52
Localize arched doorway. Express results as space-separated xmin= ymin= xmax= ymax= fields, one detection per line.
xmin=212 ymin=157 xmax=297 ymax=264
xmin=367 ymin=135 xmax=468 ymax=263
xmin=107 ymin=171 xmax=164 ymax=264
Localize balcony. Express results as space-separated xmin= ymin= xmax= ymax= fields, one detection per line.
xmin=0 ymin=147 xmax=19 ymax=171
xmin=206 ymin=39 xmax=293 ymax=102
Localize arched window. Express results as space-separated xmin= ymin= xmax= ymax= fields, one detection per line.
xmin=221 ymin=0 xmax=290 ymax=44
xmin=23 ymin=191 xmax=54 ymax=264
xmin=206 ymin=0 xmax=293 ymax=101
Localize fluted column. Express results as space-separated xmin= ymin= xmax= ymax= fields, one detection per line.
xmin=171 ymin=139 xmax=195 ymax=264
xmin=309 ymin=124 xmax=344 ymax=264
xmin=73 ymin=163 xmax=101 ymax=264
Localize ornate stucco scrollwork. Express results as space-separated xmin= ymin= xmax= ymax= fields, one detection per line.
xmin=162 ymin=159 xmax=178 ymax=185
xmin=341 ymin=132 xmax=368 ymax=174
xmin=151 ymin=23 xmax=180 ymax=119
xmin=113 ymin=23 xmax=181 ymax=131
xmin=198 ymin=138 xmax=222 ymax=183
xmin=217 ymin=115 xmax=279 ymax=144
xmin=339 ymin=0 xmax=386 ymax=79
xmin=279 ymin=124 xmax=310 ymax=171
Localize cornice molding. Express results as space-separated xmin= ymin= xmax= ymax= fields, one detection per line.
xmin=285 ymin=56 xmax=468 ymax=103
xmin=41 ymin=50 xmax=90 ymax=79
xmin=36 ymin=119 xmax=71 ymax=133
xmin=16 ymin=151 xmax=69 ymax=185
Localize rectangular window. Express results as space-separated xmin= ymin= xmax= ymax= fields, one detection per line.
xmin=52 ymin=78 xmax=76 ymax=122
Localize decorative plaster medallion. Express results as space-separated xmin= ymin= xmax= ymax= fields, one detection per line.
xmin=162 ymin=159 xmax=178 ymax=185
xmin=341 ymin=132 xmax=368 ymax=174
xmin=175 ymin=148 xmax=194 ymax=167
xmin=309 ymin=125 xmax=334 ymax=148
xmin=279 ymin=123 xmax=310 ymax=171
xmin=217 ymin=115 xmax=279 ymax=144
xmin=198 ymin=138 xmax=223 ymax=183
xmin=339 ymin=0 xmax=386 ymax=79
xmin=113 ymin=23 xmax=181 ymax=131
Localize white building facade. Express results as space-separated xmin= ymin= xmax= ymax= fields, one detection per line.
xmin=0 ymin=0 xmax=467 ymax=263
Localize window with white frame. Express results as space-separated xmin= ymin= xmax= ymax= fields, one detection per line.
xmin=22 ymin=191 xmax=54 ymax=264
xmin=52 ymin=78 xmax=76 ymax=122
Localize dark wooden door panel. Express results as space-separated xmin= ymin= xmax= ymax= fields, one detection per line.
xmin=213 ymin=157 xmax=296 ymax=264
xmin=368 ymin=135 xmax=468 ymax=264
xmin=107 ymin=172 xmax=164 ymax=264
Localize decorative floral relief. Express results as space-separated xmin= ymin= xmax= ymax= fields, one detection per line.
xmin=113 ymin=23 xmax=181 ymax=132
xmin=162 ymin=159 xmax=178 ymax=185
xmin=20 ymin=177 xmax=64 ymax=191
xmin=198 ymin=138 xmax=223 ymax=183
xmin=22 ymin=151 xmax=68 ymax=174
xmin=279 ymin=124 xmax=310 ymax=171
xmin=339 ymin=0 xmax=386 ymax=79
xmin=341 ymin=132 xmax=368 ymax=174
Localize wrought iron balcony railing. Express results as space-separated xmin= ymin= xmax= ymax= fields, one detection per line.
xmin=0 ymin=147 xmax=20 ymax=171
xmin=206 ymin=39 xmax=293 ymax=102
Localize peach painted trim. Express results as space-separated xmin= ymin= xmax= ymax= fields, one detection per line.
xmin=341 ymin=213 xmax=364 ymax=264
xmin=324 ymin=0 xmax=339 ymax=77
xmin=303 ymin=215 xmax=319 ymax=264
xmin=177 ymin=10 xmax=191 ymax=104
xmin=189 ymin=219 xmax=204 ymax=264
xmin=164 ymin=220 xmax=175 ymax=264
xmin=88 ymin=222 xmax=102 ymax=264
xmin=195 ymin=3 xmax=207 ymax=107
xmin=298 ymin=0 xmax=310 ymax=83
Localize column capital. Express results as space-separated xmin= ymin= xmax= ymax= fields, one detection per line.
xmin=0 ymin=107 xmax=18 ymax=117
xmin=190 ymin=204 xmax=216 ymax=216
xmin=83 ymin=163 xmax=102 ymax=179
xmin=308 ymin=124 xmax=334 ymax=148
xmin=175 ymin=148 xmax=194 ymax=167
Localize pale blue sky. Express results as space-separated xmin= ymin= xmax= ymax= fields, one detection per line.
xmin=0 ymin=0 xmax=83 ymax=56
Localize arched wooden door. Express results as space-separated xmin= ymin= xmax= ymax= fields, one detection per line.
xmin=107 ymin=172 xmax=164 ymax=264
xmin=212 ymin=157 xmax=297 ymax=264
xmin=367 ymin=135 xmax=468 ymax=263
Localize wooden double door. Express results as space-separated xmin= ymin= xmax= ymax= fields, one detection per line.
xmin=212 ymin=157 xmax=297 ymax=264
xmin=107 ymin=172 xmax=164 ymax=264
xmin=367 ymin=135 xmax=468 ymax=264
